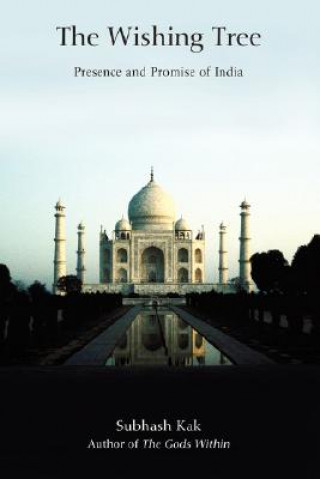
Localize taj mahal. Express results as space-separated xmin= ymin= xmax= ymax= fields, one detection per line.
xmin=53 ymin=169 xmax=253 ymax=295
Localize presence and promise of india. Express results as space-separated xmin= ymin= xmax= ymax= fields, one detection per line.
xmin=73 ymin=66 xmax=243 ymax=78
xmin=55 ymin=25 xmax=262 ymax=53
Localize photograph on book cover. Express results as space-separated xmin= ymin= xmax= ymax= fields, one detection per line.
xmin=1 ymin=1 xmax=319 ymax=477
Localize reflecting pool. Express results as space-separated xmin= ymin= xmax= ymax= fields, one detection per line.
xmin=105 ymin=308 xmax=232 ymax=367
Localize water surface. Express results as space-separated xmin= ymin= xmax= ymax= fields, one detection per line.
xmin=105 ymin=308 xmax=232 ymax=367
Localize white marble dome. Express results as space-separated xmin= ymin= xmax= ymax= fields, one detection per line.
xmin=128 ymin=175 xmax=176 ymax=231
xmin=175 ymin=217 xmax=190 ymax=231
xmin=115 ymin=217 xmax=131 ymax=231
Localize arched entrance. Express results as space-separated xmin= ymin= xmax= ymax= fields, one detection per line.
xmin=141 ymin=247 xmax=165 ymax=283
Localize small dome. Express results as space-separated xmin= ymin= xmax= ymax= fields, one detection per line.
xmin=240 ymin=199 xmax=250 ymax=209
xmin=55 ymin=198 xmax=64 ymax=208
xmin=78 ymin=221 xmax=85 ymax=231
xmin=115 ymin=217 xmax=131 ymax=231
xmin=175 ymin=217 xmax=190 ymax=231
xmin=128 ymin=172 xmax=175 ymax=231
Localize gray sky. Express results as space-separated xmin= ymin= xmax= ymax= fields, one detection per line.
xmin=1 ymin=0 xmax=319 ymax=288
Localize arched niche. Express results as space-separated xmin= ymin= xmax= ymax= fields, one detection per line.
xmin=117 ymin=267 xmax=128 ymax=283
xmin=178 ymin=248 xmax=188 ymax=263
xmin=117 ymin=248 xmax=128 ymax=263
xmin=195 ymin=248 xmax=202 ymax=263
xmin=178 ymin=267 xmax=188 ymax=283
xmin=195 ymin=268 xmax=203 ymax=283
xmin=103 ymin=268 xmax=110 ymax=283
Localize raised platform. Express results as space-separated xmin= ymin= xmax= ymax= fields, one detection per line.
xmin=82 ymin=282 xmax=234 ymax=295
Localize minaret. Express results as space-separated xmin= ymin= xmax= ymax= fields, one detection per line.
xmin=218 ymin=222 xmax=228 ymax=287
xmin=239 ymin=200 xmax=252 ymax=292
xmin=99 ymin=225 xmax=104 ymax=283
xmin=76 ymin=222 xmax=86 ymax=286
xmin=53 ymin=199 xmax=66 ymax=294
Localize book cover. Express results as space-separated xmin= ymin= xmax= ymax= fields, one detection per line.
xmin=1 ymin=1 xmax=319 ymax=478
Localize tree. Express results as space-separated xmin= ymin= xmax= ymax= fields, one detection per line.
xmin=250 ymin=250 xmax=289 ymax=293
xmin=0 ymin=264 xmax=16 ymax=302
xmin=229 ymin=277 xmax=245 ymax=293
xmin=13 ymin=280 xmax=27 ymax=292
xmin=28 ymin=281 xmax=49 ymax=300
xmin=291 ymin=235 xmax=320 ymax=294
xmin=0 ymin=264 xmax=11 ymax=285
xmin=0 ymin=264 xmax=17 ymax=347
xmin=56 ymin=275 xmax=82 ymax=294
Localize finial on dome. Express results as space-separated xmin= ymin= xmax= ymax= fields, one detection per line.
xmin=150 ymin=166 xmax=154 ymax=182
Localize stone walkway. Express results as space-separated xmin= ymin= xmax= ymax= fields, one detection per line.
xmin=172 ymin=306 xmax=274 ymax=365
xmin=64 ymin=305 xmax=142 ymax=366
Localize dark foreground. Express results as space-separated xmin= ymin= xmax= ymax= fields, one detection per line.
xmin=0 ymin=365 xmax=319 ymax=479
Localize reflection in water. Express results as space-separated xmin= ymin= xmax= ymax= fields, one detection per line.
xmin=105 ymin=309 xmax=232 ymax=367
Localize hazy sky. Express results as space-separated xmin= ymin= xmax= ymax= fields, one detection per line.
xmin=1 ymin=1 xmax=320 ymax=288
